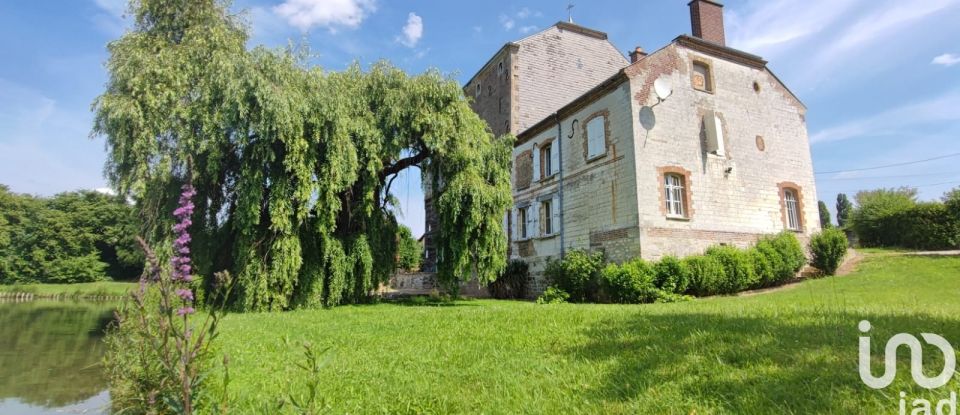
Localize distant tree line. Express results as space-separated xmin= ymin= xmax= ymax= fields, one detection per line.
xmin=0 ymin=185 xmax=142 ymax=284
xmin=822 ymin=187 xmax=960 ymax=250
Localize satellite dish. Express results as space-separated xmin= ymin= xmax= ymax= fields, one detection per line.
xmin=638 ymin=106 xmax=656 ymax=131
xmin=654 ymin=77 xmax=673 ymax=101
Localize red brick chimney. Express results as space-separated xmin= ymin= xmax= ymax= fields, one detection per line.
xmin=628 ymin=46 xmax=647 ymax=63
xmin=689 ymin=0 xmax=725 ymax=46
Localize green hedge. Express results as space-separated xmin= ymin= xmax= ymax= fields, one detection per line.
xmin=539 ymin=232 xmax=808 ymax=303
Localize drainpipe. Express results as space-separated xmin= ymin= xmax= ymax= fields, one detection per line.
xmin=554 ymin=112 xmax=565 ymax=258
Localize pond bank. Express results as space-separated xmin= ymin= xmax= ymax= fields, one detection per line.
xmin=0 ymin=281 xmax=135 ymax=301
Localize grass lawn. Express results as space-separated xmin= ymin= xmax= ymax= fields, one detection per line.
xmin=0 ymin=281 xmax=136 ymax=298
xmin=217 ymin=254 xmax=960 ymax=414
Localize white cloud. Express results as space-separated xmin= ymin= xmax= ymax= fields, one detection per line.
xmin=518 ymin=25 xmax=538 ymax=34
xmin=91 ymin=0 xmax=130 ymax=36
xmin=932 ymin=53 xmax=960 ymax=67
xmin=273 ymin=0 xmax=377 ymax=32
xmin=810 ymin=90 xmax=960 ymax=144
xmin=726 ymin=0 xmax=859 ymax=57
xmin=499 ymin=14 xmax=515 ymax=31
xmin=397 ymin=12 xmax=423 ymax=48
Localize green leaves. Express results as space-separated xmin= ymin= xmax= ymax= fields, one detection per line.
xmin=95 ymin=0 xmax=512 ymax=310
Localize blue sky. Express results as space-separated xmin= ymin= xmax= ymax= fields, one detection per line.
xmin=1 ymin=0 xmax=959 ymax=237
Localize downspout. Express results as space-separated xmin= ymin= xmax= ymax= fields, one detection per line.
xmin=554 ymin=112 xmax=565 ymax=258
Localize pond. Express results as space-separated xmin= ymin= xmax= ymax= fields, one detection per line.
xmin=0 ymin=299 xmax=116 ymax=414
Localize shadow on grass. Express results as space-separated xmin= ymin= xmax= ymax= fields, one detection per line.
xmin=367 ymin=295 xmax=482 ymax=308
xmin=567 ymin=310 xmax=960 ymax=413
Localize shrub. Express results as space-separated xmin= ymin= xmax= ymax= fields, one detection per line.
xmin=599 ymin=259 xmax=660 ymax=303
xmin=536 ymin=286 xmax=569 ymax=304
xmin=762 ymin=232 xmax=806 ymax=282
xmin=809 ymin=228 xmax=848 ymax=275
xmin=748 ymin=248 xmax=775 ymax=287
xmin=487 ymin=259 xmax=529 ymax=299
xmin=705 ymin=245 xmax=758 ymax=293
xmin=752 ymin=240 xmax=787 ymax=287
xmin=682 ymin=255 xmax=726 ymax=296
xmin=543 ymin=250 xmax=604 ymax=302
xmin=652 ymin=256 xmax=691 ymax=294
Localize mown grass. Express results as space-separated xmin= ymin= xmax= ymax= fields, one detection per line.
xmin=0 ymin=281 xmax=136 ymax=298
xmin=216 ymin=254 xmax=960 ymax=414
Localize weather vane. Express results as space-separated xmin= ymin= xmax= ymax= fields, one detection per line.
xmin=567 ymin=3 xmax=575 ymax=23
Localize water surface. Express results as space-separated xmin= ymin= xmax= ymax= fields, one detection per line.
xmin=0 ymin=299 xmax=116 ymax=414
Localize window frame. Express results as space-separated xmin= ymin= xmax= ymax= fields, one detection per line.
xmin=583 ymin=110 xmax=609 ymax=162
xmin=518 ymin=206 xmax=529 ymax=240
xmin=540 ymin=143 xmax=552 ymax=178
xmin=664 ymin=173 xmax=686 ymax=218
xmin=657 ymin=166 xmax=694 ymax=220
xmin=541 ymin=199 xmax=553 ymax=236
xmin=778 ymin=182 xmax=805 ymax=232
xmin=692 ymin=61 xmax=714 ymax=93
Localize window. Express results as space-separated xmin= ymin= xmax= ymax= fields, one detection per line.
xmin=784 ymin=189 xmax=801 ymax=231
xmin=664 ymin=174 xmax=686 ymax=217
xmin=540 ymin=143 xmax=552 ymax=177
xmin=518 ymin=206 xmax=528 ymax=239
xmin=692 ymin=62 xmax=713 ymax=92
xmin=497 ymin=61 xmax=504 ymax=76
xmin=541 ymin=199 xmax=553 ymax=235
xmin=475 ymin=82 xmax=481 ymax=97
xmin=586 ymin=116 xmax=605 ymax=159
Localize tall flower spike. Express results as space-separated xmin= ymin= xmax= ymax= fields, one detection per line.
xmin=171 ymin=183 xmax=195 ymax=282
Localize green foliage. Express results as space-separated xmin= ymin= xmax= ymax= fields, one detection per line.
xmin=847 ymin=187 xmax=959 ymax=250
xmin=836 ymin=193 xmax=853 ymax=228
xmin=818 ymin=200 xmax=832 ymax=228
xmin=543 ymin=250 xmax=604 ymax=302
xmin=535 ymin=286 xmax=569 ymax=304
xmin=397 ymin=225 xmax=422 ymax=272
xmin=748 ymin=248 xmax=776 ymax=287
xmin=850 ymin=187 xmax=917 ymax=246
xmin=888 ymin=202 xmax=960 ymax=250
xmin=651 ymin=256 xmax=691 ymax=294
xmin=705 ymin=245 xmax=758 ymax=293
xmin=682 ymin=255 xmax=726 ymax=296
xmin=0 ymin=187 xmax=142 ymax=284
xmin=488 ymin=259 xmax=529 ymax=299
xmin=599 ymin=259 xmax=661 ymax=304
xmin=764 ymin=232 xmax=807 ymax=281
xmin=94 ymin=0 xmax=512 ymax=310
xmin=810 ymin=228 xmax=848 ymax=275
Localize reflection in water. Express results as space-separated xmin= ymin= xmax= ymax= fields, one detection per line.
xmin=0 ymin=299 xmax=116 ymax=413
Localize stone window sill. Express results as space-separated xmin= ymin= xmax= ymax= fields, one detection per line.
xmin=586 ymin=154 xmax=606 ymax=164
xmin=666 ymin=215 xmax=691 ymax=222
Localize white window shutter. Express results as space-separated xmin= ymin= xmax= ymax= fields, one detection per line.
xmin=512 ymin=209 xmax=519 ymax=240
xmin=532 ymin=144 xmax=540 ymax=182
xmin=704 ymin=111 xmax=725 ymax=156
xmin=529 ymin=205 xmax=539 ymax=238
xmin=550 ymin=141 xmax=559 ymax=176
xmin=503 ymin=211 xmax=510 ymax=241
xmin=552 ymin=195 xmax=560 ymax=235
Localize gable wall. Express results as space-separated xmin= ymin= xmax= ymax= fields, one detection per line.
xmin=627 ymin=44 xmax=819 ymax=260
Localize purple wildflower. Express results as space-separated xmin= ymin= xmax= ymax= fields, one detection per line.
xmin=176 ymin=288 xmax=194 ymax=301
xmin=177 ymin=307 xmax=195 ymax=316
xmin=171 ymin=184 xmax=195 ymax=282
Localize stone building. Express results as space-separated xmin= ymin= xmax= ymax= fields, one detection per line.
xmin=427 ymin=0 xmax=819 ymax=292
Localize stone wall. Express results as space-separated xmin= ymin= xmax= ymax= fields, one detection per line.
xmin=627 ymin=43 xmax=819 ymax=260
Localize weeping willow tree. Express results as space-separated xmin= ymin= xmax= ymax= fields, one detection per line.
xmin=93 ymin=0 xmax=512 ymax=311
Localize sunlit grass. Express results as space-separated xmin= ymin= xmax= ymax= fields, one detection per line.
xmin=0 ymin=281 xmax=135 ymax=298
xmin=216 ymin=254 xmax=960 ymax=413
